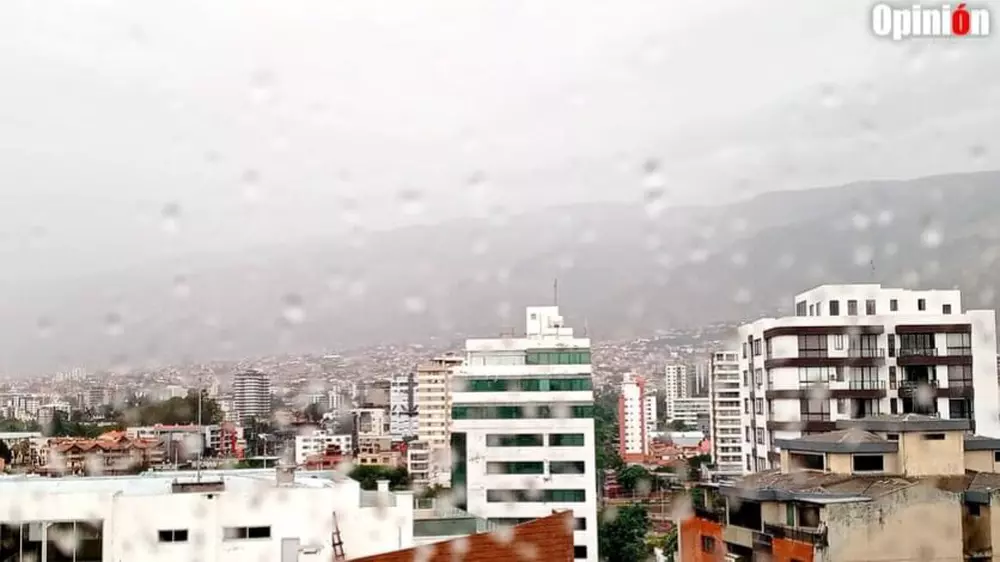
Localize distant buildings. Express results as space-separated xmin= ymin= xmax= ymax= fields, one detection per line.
xmin=231 ymin=370 xmax=271 ymax=424
xmin=294 ymin=430 xmax=352 ymax=465
xmin=618 ymin=374 xmax=656 ymax=462
xmin=452 ymin=305 xmax=598 ymax=562
xmin=411 ymin=355 xmax=463 ymax=487
xmin=738 ymin=284 xmax=999 ymax=474
xmin=670 ymin=398 xmax=711 ymax=431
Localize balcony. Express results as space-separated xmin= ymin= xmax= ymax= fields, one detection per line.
xmin=763 ymin=523 xmax=828 ymax=547
xmin=847 ymin=348 xmax=885 ymax=358
xmin=847 ymin=379 xmax=885 ymax=390
xmin=898 ymin=379 xmax=937 ymax=398
xmin=899 ymin=348 xmax=938 ymax=357
xmin=898 ymin=347 xmax=972 ymax=366
xmin=694 ymin=506 xmax=724 ymax=523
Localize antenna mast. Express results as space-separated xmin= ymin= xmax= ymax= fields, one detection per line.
xmin=196 ymin=378 xmax=203 ymax=483
xmin=553 ymin=278 xmax=559 ymax=306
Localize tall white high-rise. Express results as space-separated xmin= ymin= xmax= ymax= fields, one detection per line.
xmin=618 ymin=374 xmax=657 ymax=462
xmin=740 ymin=284 xmax=999 ymax=474
xmin=452 ymin=306 xmax=597 ymax=562
xmin=664 ymin=364 xmax=689 ymax=420
xmin=708 ymin=350 xmax=742 ymax=478
xmin=231 ymin=370 xmax=271 ymax=424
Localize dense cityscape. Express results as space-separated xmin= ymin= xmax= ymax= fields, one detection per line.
xmin=1 ymin=282 xmax=998 ymax=562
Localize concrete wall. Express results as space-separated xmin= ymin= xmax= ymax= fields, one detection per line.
xmin=823 ymin=483 xmax=962 ymax=562
xmin=965 ymin=450 xmax=1000 ymax=473
xmin=899 ymin=431 xmax=965 ymax=477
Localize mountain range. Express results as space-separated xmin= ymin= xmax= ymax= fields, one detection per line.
xmin=5 ymin=170 xmax=1000 ymax=374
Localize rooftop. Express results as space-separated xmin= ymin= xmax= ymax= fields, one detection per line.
xmin=836 ymin=414 xmax=971 ymax=433
xmin=0 ymin=468 xmax=349 ymax=496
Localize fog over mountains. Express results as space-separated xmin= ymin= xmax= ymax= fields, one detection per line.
xmin=4 ymin=170 xmax=1000 ymax=374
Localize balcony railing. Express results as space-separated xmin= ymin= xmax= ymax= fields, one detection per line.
xmin=847 ymin=348 xmax=886 ymax=358
xmin=899 ymin=348 xmax=938 ymax=357
xmin=694 ymin=506 xmax=724 ymax=523
xmin=847 ymin=379 xmax=886 ymax=390
xmin=898 ymin=379 xmax=938 ymax=398
xmin=763 ymin=523 xmax=828 ymax=547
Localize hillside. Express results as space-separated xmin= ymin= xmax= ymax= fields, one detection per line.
xmin=4 ymin=170 xmax=1000 ymax=373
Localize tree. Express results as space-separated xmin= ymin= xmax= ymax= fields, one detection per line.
xmin=348 ymin=465 xmax=410 ymax=491
xmin=0 ymin=441 xmax=11 ymax=466
xmin=668 ymin=420 xmax=693 ymax=431
xmin=647 ymin=528 xmax=678 ymax=562
xmin=599 ymin=504 xmax=652 ymax=562
xmin=616 ymin=464 xmax=653 ymax=496
xmin=685 ymin=454 xmax=712 ymax=481
xmin=303 ymin=402 xmax=324 ymax=424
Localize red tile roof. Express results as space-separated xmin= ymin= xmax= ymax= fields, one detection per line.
xmin=350 ymin=511 xmax=575 ymax=562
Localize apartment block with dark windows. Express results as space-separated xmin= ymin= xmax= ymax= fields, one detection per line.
xmin=681 ymin=415 xmax=1000 ymax=562
xmin=737 ymin=284 xmax=999 ymax=473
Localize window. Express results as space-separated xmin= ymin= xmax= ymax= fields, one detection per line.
xmin=745 ymin=426 xmax=751 ymax=441
xmin=968 ymin=504 xmax=981 ymax=516
xmin=452 ymin=405 xmax=593 ymax=419
xmin=948 ymin=365 xmax=973 ymax=388
xmin=701 ymin=536 xmax=716 ymax=553
xmin=797 ymin=335 xmax=829 ymax=358
xmin=946 ymin=333 xmax=972 ymax=356
xmin=754 ymin=368 xmax=763 ymax=386
xmin=796 ymin=301 xmax=807 ymax=317
xmin=890 ymin=299 xmax=899 ymax=311
xmin=889 ymin=366 xmax=897 ymax=389
xmin=886 ymin=433 xmax=899 ymax=441
xmin=837 ymin=399 xmax=846 ymax=415
xmin=866 ymin=299 xmax=876 ymax=315
xmin=808 ymin=304 xmax=815 ymax=316
xmin=847 ymin=300 xmax=858 ymax=316
xmin=487 ymin=462 xmax=544 ymax=475
xmin=755 ymin=428 xmax=765 ymax=444
xmin=549 ymin=433 xmax=585 ymax=446
xmin=744 ymin=399 xmax=749 ymax=414
xmin=158 ymin=529 xmax=189 ymax=543
xmin=743 ymin=370 xmax=749 ymax=385
xmin=800 ymin=399 xmax=830 ymax=421
xmin=888 ymin=335 xmax=896 ymax=358
xmin=900 ymin=333 xmax=935 ymax=355
xmin=755 ymin=398 xmax=763 ymax=415
xmin=924 ymin=433 xmax=946 ymax=441
xmin=994 ymin=451 xmax=1000 ymax=463
xmin=574 ymin=545 xmax=588 ymax=559
xmin=890 ymin=399 xmax=898 ymax=414
xmin=550 ymin=461 xmax=586 ymax=474
xmin=799 ymin=366 xmax=837 ymax=385
xmin=833 ymin=334 xmax=844 ymax=350
xmin=766 ymin=339 xmax=773 ymax=358
xmin=223 ymin=526 xmax=271 ymax=540
xmin=753 ymin=339 xmax=762 ymax=356
xmin=525 ymin=350 xmax=591 ymax=365
xmin=487 ymin=434 xmax=544 ymax=447
xmin=786 ymin=504 xmax=795 ymax=526
xmin=829 ymin=300 xmax=840 ymax=316
xmin=943 ymin=304 xmax=953 ymax=314
xmin=918 ymin=298 xmax=927 ymax=311
xmin=486 ymin=489 xmax=586 ymax=503
xmin=950 ymin=399 xmax=973 ymax=420
xmin=742 ymin=343 xmax=747 ymax=358
xmin=852 ymin=454 xmax=885 ymax=472
xmin=574 ymin=518 xmax=587 ymax=530
xmin=767 ymin=370 xmax=774 ymax=385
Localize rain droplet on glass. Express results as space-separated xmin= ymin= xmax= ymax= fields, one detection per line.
xmin=161 ymin=203 xmax=181 ymax=234
xmin=281 ymin=294 xmax=305 ymax=325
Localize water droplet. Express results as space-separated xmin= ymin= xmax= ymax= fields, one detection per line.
xmin=471 ymin=238 xmax=489 ymax=256
xmin=161 ymin=203 xmax=181 ymax=234
xmin=876 ymin=210 xmax=894 ymax=226
xmin=105 ymin=312 xmax=124 ymax=337
xmin=921 ymin=225 xmax=943 ymax=248
xmin=250 ymin=70 xmax=275 ymax=104
xmin=642 ymin=159 xmax=666 ymax=219
xmin=969 ymin=144 xmax=987 ymax=161
xmin=819 ymin=84 xmax=841 ymax=109
xmin=404 ymin=297 xmax=426 ymax=314
xmin=854 ymin=245 xmax=874 ymax=266
xmin=398 ymin=189 xmax=423 ymax=216
xmin=241 ymin=169 xmax=261 ymax=203
xmin=851 ymin=213 xmax=870 ymax=231
xmin=281 ymin=294 xmax=305 ymax=325
xmin=37 ymin=317 xmax=53 ymax=338
xmin=173 ymin=275 xmax=190 ymax=299
xmin=734 ymin=288 xmax=752 ymax=304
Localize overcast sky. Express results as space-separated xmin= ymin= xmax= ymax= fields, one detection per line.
xmin=0 ymin=0 xmax=998 ymax=281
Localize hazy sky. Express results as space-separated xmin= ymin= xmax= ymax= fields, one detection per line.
xmin=1 ymin=0 xmax=998 ymax=280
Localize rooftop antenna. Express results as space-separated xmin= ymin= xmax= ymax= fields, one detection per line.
xmin=870 ymin=259 xmax=876 ymax=282
xmin=553 ymin=278 xmax=559 ymax=307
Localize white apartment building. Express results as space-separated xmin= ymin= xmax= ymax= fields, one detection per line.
xmin=0 ymin=467 xmax=414 ymax=562
xmin=708 ymin=350 xmax=743 ymax=478
xmin=739 ymin=284 xmax=1000 ymax=474
xmin=232 ymin=370 xmax=271 ymax=424
xmin=294 ymin=431 xmax=353 ymax=464
xmin=664 ymin=364 xmax=689 ymax=420
xmin=413 ymin=355 xmax=464 ymax=487
xmin=389 ymin=371 xmax=418 ymax=440
xmin=452 ymin=306 xmax=597 ymax=562
xmin=618 ymin=374 xmax=657 ymax=461
xmin=126 ymin=424 xmax=246 ymax=460
xmin=670 ymin=397 xmax=711 ymax=430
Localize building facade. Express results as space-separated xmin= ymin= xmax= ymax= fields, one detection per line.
xmin=451 ymin=306 xmax=598 ymax=562
xmin=413 ymin=355 xmax=464 ymax=487
xmin=294 ymin=431 xmax=353 ymax=465
xmin=682 ymin=415 xmax=1000 ymax=562
xmin=231 ymin=371 xmax=271 ymax=424
xmin=389 ymin=371 xmax=418 ymax=440
xmin=618 ymin=374 xmax=656 ymax=462
xmin=671 ymin=398 xmax=711 ymax=431
xmin=709 ymin=350 xmax=743 ymax=478
xmin=738 ymin=284 xmax=1000 ymax=474
xmin=664 ymin=364 xmax=689 ymax=420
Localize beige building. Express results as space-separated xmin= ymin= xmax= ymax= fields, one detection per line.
xmin=410 ymin=355 xmax=463 ymax=487
xmin=684 ymin=414 xmax=1000 ymax=562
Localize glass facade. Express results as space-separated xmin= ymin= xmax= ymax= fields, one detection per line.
xmin=452 ymin=405 xmax=594 ymax=419
xmin=463 ymin=378 xmax=592 ymax=392
xmin=524 ymin=350 xmax=591 ymax=365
